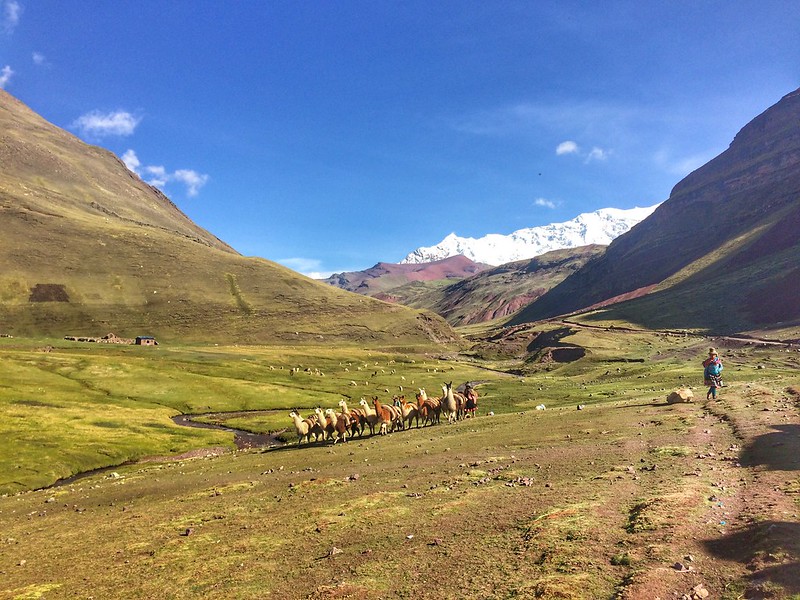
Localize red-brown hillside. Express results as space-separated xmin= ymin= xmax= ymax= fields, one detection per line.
xmin=322 ymin=254 xmax=490 ymax=295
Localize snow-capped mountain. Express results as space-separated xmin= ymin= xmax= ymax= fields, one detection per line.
xmin=400 ymin=205 xmax=660 ymax=266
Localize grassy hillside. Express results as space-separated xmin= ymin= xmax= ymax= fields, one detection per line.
xmin=0 ymin=211 xmax=456 ymax=344
xmin=0 ymin=336 xmax=491 ymax=493
xmin=560 ymin=201 xmax=800 ymax=341
xmin=0 ymin=90 xmax=457 ymax=346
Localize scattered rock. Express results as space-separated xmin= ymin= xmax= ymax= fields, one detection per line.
xmin=683 ymin=584 xmax=709 ymax=599
xmin=666 ymin=388 xmax=694 ymax=404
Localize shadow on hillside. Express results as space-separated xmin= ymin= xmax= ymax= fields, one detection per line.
xmin=703 ymin=520 xmax=800 ymax=596
xmin=613 ymin=401 xmax=681 ymax=408
xmin=740 ymin=424 xmax=800 ymax=472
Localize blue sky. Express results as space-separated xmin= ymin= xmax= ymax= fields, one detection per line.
xmin=1 ymin=1 xmax=798 ymax=277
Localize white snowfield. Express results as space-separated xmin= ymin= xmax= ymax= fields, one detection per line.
xmin=400 ymin=204 xmax=660 ymax=266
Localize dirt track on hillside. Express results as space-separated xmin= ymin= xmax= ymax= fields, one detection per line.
xmin=621 ymin=385 xmax=800 ymax=599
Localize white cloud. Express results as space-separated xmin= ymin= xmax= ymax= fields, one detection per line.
xmin=0 ymin=64 xmax=12 ymax=88
xmin=121 ymin=149 xmax=141 ymax=173
xmin=32 ymin=51 xmax=46 ymax=66
xmin=558 ymin=140 xmax=610 ymax=163
xmin=72 ymin=109 xmax=141 ymax=138
xmin=2 ymin=0 xmax=20 ymax=35
xmin=534 ymin=197 xmax=557 ymax=209
xmin=122 ymin=148 xmax=209 ymax=197
xmin=279 ymin=257 xmax=322 ymax=272
xmin=143 ymin=165 xmax=168 ymax=188
xmin=653 ymin=148 xmax=716 ymax=177
xmin=556 ymin=140 xmax=579 ymax=155
xmin=586 ymin=146 xmax=609 ymax=162
xmin=278 ymin=258 xmax=333 ymax=279
xmin=303 ymin=271 xmax=334 ymax=280
xmin=173 ymin=169 xmax=209 ymax=197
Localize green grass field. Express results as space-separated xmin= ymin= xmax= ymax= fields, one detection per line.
xmin=0 ymin=328 xmax=703 ymax=494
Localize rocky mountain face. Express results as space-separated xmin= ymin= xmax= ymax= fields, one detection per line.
xmin=322 ymin=255 xmax=490 ymax=295
xmin=400 ymin=205 xmax=658 ymax=265
xmin=0 ymin=90 xmax=457 ymax=345
xmin=323 ymin=246 xmax=605 ymax=327
xmin=512 ymin=88 xmax=800 ymax=337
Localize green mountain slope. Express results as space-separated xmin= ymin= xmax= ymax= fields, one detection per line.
xmin=511 ymin=88 xmax=800 ymax=338
xmin=0 ymin=90 xmax=457 ymax=346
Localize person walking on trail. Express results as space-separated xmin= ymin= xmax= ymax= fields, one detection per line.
xmin=703 ymin=347 xmax=724 ymax=400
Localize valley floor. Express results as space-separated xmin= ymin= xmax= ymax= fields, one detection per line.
xmin=1 ymin=371 xmax=798 ymax=599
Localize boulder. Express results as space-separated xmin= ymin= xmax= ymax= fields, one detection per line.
xmin=666 ymin=388 xmax=694 ymax=404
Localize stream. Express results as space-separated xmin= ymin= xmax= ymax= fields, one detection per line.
xmin=171 ymin=411 xmax=286 ymax=450
xmin=47 ymin=411 xmax=285 ymax=490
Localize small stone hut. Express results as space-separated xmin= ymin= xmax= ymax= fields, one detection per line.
xmin=135 ymin=336 xmax=158 ymax=346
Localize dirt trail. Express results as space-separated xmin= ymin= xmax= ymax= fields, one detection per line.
xmin=560 ymin=319 xmax=799 ymax=348
xmin=622 ymin=382 xmax=800 ymax=599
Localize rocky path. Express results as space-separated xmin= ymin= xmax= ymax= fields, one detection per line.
xmin=622 ymin=381 xmax=800 ymax=599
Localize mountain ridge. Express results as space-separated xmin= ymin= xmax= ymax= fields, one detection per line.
xmin=400 ymin=204 xmax=658 ymax=265
xmin=0 ymin=90 xmax=236 ymax=255
xmin=511 ymin=87 xmax=800 ymax=338
xmin=0 ymin=90 xmax=458 ymax=346
xmin=390 ymin=245 xmax=607 ymax=326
